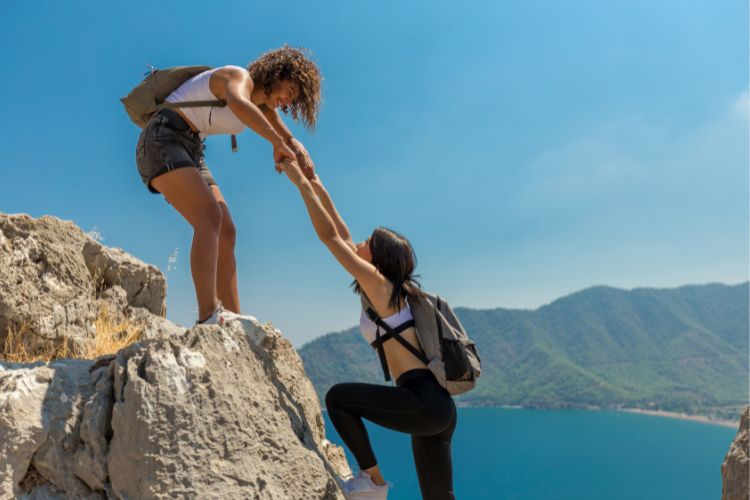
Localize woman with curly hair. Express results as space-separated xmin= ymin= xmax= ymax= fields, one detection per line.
xmin=135 ymin=46 xmax=322 ymax=325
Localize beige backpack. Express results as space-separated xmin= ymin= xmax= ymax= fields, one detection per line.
xmin=121 ymin=65 xmax=238 ymax=151
xmin=361 ymin=292 xmax=482 ymax=395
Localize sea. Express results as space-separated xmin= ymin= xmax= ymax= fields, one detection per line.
xmin=323 ymin=407 xmax=738 ymax=500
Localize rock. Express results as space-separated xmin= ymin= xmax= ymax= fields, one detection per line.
xmin=722 ymin=406 xmax=749 ymax=500
xmin=30 ymin=359 xmax=99 ymax=498
xmin=107 ymin=319 xmax=346 ymax=499
xmin=0 ymin=213 xmax=351 ymax=497
xmin=23 ymin=482 xmax=69 ymax=499
xmin=2 ymin=318 xmax=349 ymax=498
xmin=126 ymin=306 xmax=186 ymax=341
xmin=0 ymin=358 xmax=105 ymax=498
xmin=82 ymin=239 xmax=166 ymax=317
xmin=0 ymin=362 xmax=51 ymax=498
xmin=0 ymin=214 xmax=98 ymax=353
xmin=72 ymin=365 xmax=113 ymax=491
xmin=0 ymin=213 xmax=169 ymax=355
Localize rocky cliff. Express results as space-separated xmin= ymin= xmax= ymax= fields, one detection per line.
xmin=722 ymin=406 xmax=750 ymax=500
xmin=0 ymin=213 xmax=350 ymax=498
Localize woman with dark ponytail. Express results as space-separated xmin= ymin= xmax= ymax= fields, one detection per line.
xmin=279 ymin=159 xmax=457 ymax=500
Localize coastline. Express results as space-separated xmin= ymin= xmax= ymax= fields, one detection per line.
xmin=453 ymin=404 xmax=741 ymax=429
xmin=326 ymin=403 xmax=742 ymax=428
xmin=619 ymin=408 xmax=739 ymax=429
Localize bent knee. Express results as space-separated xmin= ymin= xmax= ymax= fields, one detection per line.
xmin=219 ymin=217 xmax=237 ymax=247
xmin=325 ymin=384 xmax=347 ymax=412
xmin=193 ymin=201 xmax=223 ymax=233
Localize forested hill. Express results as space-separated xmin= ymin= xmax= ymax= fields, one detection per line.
xmin=299 ymin=283 xmax=749 ymax=419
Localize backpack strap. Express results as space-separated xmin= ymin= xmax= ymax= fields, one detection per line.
xmin=156 ymin=100 xmax=238 ymax=153
xmin=372 ymin=323 xmax=391 ymax=382
xmin=366 ymin=307 xmax=429 ymax=382
xmin=435 ymin=296 xmax=444 ymax=339
xmin=157 ymin=99 xmax=227 ymax=109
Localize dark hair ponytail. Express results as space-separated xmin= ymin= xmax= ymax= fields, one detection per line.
xmin=352 ymin=227 xmax=425 ymax=309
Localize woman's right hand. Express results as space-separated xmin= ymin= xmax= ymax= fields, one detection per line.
xmin=273 ymin=143 xmax=297 ymax=172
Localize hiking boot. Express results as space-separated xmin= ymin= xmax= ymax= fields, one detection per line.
xmin=339 ymin=471 xmax=392 ymax=499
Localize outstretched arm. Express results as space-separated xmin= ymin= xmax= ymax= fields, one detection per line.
xmin=211 ymin=67 xmax=295 ymax=165
xmin=279 ymin=159 xmax=383 ymax=291
xmin=309 ymin=176 xmax=355 ymax=250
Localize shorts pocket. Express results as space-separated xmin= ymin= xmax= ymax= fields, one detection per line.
xmin=144 ymin=115 xmax=168 ymax=139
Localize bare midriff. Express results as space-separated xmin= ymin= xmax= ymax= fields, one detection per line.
xmin=381 ymin=326 xmax=429 ymax=381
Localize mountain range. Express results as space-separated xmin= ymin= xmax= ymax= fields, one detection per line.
xmin=299 ymin=283 xmax=749 ymax=419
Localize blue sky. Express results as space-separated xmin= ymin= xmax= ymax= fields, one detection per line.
xmin=1 ymin=0 xmax=747 ymax=346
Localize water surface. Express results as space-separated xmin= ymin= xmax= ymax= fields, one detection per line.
xmin=323 ymin=408 xmax=737 ymax=499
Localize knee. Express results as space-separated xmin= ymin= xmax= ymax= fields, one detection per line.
xmin=325 ymin=384 xmax=344 ymax=413
xmin=219 ymin=216 xmax=237 ymax=248
xmin=194 ymin=201 xmax=223 ymax=235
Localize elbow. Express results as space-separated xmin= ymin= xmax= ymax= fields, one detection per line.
xmin=318 ymin=231 xmax=339 ymax=246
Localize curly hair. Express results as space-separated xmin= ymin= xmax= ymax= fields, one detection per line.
xmin=248 ymin=46 xmax=323 ymax=131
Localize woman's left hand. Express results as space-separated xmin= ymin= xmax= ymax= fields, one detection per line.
xmin=288 ymin=138 xmax=316 ymax=179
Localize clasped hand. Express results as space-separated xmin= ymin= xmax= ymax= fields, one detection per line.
xmin=274 ymin=138 xmax=315 ymax=180
xmin=277 ymin=157 xmax=315 ymax=188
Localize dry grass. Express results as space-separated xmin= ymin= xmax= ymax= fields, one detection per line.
xmin=2 ymin=322 xmax=75 ymax=363
xmin=91 ymin=303 xmax=143 ymax=358
xmin=1 ymin=303 xmax=143 ymax=364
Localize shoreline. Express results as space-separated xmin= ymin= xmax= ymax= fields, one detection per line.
xmin=325 ymin=405 xmax=742 ymax=428
xmin=617 ymin=408 xmax=739 ymax=429
xmin=453 ymin=405 xmax=741 ymax=429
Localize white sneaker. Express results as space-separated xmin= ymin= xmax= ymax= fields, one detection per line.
xmin=218 ymin=308 xmax=258 ymax=325
xmin=197 ymin=303 xmax=258 ymax=326
xmin=197 ymin=303 xmax=223 ymax=326
xmin=339 ymin=471 xmax=392 ymax=499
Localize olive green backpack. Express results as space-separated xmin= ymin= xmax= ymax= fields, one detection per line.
xmin=121 ymin=65 xmax=238 ymax=151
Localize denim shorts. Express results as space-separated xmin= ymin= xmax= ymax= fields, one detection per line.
xmin=135 ymin=109 xmax=217 ymax=194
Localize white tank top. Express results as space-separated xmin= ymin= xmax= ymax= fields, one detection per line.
xmin=359 ymin=303 xmax=414 ymax=345
xmin=165 ymin=65 xmax=247 ymax=139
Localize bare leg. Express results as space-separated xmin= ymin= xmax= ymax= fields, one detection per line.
xmin=362 ymin=464 xmax=386 ymax=486
xmin=210 ymin=185 xmax=241 ymax=313
xmin=151 ymin=168 xmax=223 ymax=321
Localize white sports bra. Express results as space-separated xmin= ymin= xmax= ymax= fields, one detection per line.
xmin=359 ymin=302 xmax=414 ymax=344
xmin=164 ymin=65 xmax=247 ymax=139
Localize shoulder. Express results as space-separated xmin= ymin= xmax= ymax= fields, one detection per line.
xmin=213 ymin=65 xmax=249 ymax=79
xmin=359 ymin=279 xmax=400 ymax=317
xmin=209 ymin=66 xmax=252 ymax=99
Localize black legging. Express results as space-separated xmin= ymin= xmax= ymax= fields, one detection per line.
xmin=325 ymin=368 xmax=457 ymax=500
